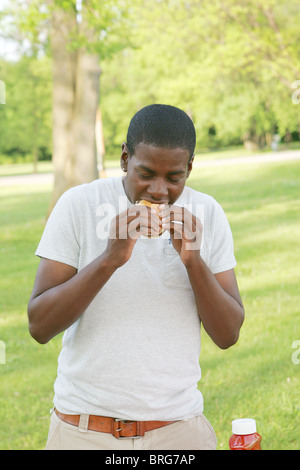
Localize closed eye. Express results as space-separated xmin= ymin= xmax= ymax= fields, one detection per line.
xmin=139 ymin=174 xmax=182 ymax=183
xmin=138 ymin=173 xmax=153 ymax=180
xmin=167 ymin=176 xmax=182 ymax=183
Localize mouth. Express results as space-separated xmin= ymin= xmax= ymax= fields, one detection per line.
xmin=137 ymin=199 xmax=169 ymax=205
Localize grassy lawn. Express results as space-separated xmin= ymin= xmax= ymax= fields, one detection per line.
xmin=188 ymin=161 xmax=300 ymax=450
xmin=0 ymin=161 xmax=53 ymax=177
xmin=0 ymin=158 xmax=299 ymax=450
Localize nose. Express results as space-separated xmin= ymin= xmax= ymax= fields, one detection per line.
xmin=147 ymin=177 xmax=169 ymax=202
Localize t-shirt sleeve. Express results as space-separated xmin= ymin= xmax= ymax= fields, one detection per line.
xmin=35 ymin=189 xmax=80 ymax=269
xmin=208 ymin=201 xmax=237 ymax=274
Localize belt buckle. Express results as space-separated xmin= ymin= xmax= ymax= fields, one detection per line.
xmin=113 ymin=418 xmax=144 ymax=439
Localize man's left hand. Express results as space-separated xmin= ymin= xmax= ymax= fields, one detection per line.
xmin=161 ymin=205 xmax=203 ymax=267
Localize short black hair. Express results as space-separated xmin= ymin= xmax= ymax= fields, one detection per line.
xmin=126 ymin=104 xmax=196 ymax=161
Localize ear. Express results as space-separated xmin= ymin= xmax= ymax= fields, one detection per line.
xmin=120 ymin=143 xmax=129 ymax=172
xmin=186 ymin=154 xmax=194 ymax=179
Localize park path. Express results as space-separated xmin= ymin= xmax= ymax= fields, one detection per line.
xmin=0 ymin=149 xmax=299 ymax=187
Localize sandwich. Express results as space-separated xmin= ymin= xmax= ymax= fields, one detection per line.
xmin=136 ymin=199 xmax=165 ymax=238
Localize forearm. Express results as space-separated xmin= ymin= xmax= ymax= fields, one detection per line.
xmin=28 ymin=253 xmax=116 ymax=344
xmin=186 ymin=256 xmax=244 ymax=349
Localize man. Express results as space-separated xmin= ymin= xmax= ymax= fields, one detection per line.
xmin=28 ymin=104 xmax=244 ymax=450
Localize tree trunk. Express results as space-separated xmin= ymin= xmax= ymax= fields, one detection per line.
xmin=95 ymin=107 xmax=106 ymax=178
xmin=48 ymin=5 xmax=100 ymax=214
xmin=73 ymin=50 xmax=101 ymax=185
xmin=49 ymin=7 xmax=77 ymax=212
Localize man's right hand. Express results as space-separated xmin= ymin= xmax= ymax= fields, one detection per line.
xmin=103 ymin=205 xmax=161 ymax=268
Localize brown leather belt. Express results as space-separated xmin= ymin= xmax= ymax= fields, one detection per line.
xmin=55 ymin=409 xmax=176 ymax=439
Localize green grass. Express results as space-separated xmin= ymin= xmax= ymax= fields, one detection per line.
xmin=0 ymin=158 xmax=299 ymax=450
xmin=188 ymin=161 xmax=300 ymax=450
xmin=0 ymin=183 xmax=62 ymax=449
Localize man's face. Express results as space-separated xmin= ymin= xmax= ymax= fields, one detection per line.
xmin=121 ymin=142 xmax=193 ymax=205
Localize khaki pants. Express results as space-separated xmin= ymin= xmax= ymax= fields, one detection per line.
xmin=45 ymin=411 xmax=217 ymax=450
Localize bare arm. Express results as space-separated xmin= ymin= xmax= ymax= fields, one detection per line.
xmin=162 ymin=205 xmax=244 ymax=349
xmin=28 ymin=206 xmax=160 ymax=344
xmin=27 ymin=254 xmax=117 ymax=344
xmin=187 ymin=261 xmax=244 ymax=349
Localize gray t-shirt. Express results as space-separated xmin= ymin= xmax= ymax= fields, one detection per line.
xmin=35 ymin=176 xmax=236 ymax=420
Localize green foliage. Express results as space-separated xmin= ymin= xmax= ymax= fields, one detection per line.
xmin=0 ymin=56 xmax=52 ymax=160
xmin=100 ymin=0 xmax=300 ymax=154
xmin=1 ymin=0 xmax=300 ymax=161
xmin=7 ymin=0 xmax=135 ymax=58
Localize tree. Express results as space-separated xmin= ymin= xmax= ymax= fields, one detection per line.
xmin=49 ymin=2 xmax=100 ymax=209
xmin=1 ymin=0 xmax=299 ymax=178
xmin=0 ymin=57 xmax=52 ymax=164
xmin=1 ymin=0 xmax=133 ymax=211
xmin=100 ymin=0 xmax=300 ymax=151
xmin=48 ymin=0 xmax=131 ymax=211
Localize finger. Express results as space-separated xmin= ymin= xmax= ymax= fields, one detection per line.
xmin=140 ymin=225 xmax=160 ymax=238
xmin=130 ymin=205 xmax=161 ymax=227
xmin=160 ymin=205 xmax=180 ymax=219
xmin=170 ymin=208 xmax=200 ymax=234
xmin=169 ymin=220 xmax=199 ymax=242
xmin=162 ymin=208 xmax=193 ymax=230
xmin=127 ymin=217 xmax=142 ymax=240
xmin=127 ymin=222 xmax=160 ymax=239
xmin=169 ymin=221 xmax=184 ymax=240
xmin=127 ymin=216 xmax=161 ymax=240
xmin=114 ymin=211 xmax=144 ymax=240
xmin=122 ymin=206 xmax=160 ymax=232
xmin=160 ymin=206 xmax=181 ymax=228
xmin=161 ymin=206 xmax=183 ymax=233
xmin=161 ymin=206 xmax=187 ymax=222
xmin=139 ymin=214 xmax=161 ymax=233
